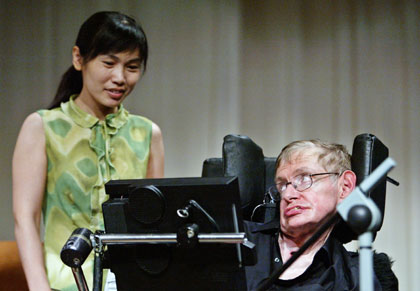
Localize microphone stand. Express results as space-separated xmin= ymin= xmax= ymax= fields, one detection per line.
xmin=337 ymin=157 xmax=396 ymax=291
xmin=256 ymin=157 xmax=396 ymax=291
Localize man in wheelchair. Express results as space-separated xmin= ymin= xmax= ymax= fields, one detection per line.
xmin=244 ymin=139 xmax=398 ymax=290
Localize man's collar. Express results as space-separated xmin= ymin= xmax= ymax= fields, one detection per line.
xmin=248 ymin=219 xmax=337 ymax=262
xmin=248 ymin=219 xmax=280 ymax=233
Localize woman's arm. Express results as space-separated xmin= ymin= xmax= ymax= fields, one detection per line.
xmin=146 ymin=122 xmax=164 ymax=178
xmin=12 ymin=112 xmax=50 ymax=291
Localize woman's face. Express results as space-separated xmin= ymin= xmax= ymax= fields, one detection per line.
xmin=74 ymin=48 xmax=142 ymax=116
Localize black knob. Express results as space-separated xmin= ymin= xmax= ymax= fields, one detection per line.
xmin=347 ymin=205 xmax=372 ymax=234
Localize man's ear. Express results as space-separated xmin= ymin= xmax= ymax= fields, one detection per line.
xmin=339 ymin=170 xmax=357 ymax=201
xmin=72 ymin=46 xmax=83 ymax=71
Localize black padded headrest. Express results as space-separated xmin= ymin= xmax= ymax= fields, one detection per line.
xmin=202 ymin=158 xmax=224 ymax=177
xmin=333 ymin=133 xmax=389 ymax=243
xmin=223 ymin=135 xmax=266 ymax=220
xmin=201 ymin=135 xmax=267 ymax=220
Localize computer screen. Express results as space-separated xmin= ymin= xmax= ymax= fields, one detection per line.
xmin=103 ymin=176 xmax=250 ymax=290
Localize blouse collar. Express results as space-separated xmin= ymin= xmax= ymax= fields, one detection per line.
xmin=61 ymin=95 xmax=129 ymax=130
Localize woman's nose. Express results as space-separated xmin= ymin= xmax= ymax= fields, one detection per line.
xmin=112 ymin=67 xmax=125 ymax=85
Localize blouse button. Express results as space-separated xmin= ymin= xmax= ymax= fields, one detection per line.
xmin=274 ymin=257 xmax=280 ymax=263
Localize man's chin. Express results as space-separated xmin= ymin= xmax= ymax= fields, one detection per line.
xmin=281 ymin=217 xmax=317 ymax=235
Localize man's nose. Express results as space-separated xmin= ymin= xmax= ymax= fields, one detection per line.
xmin=281 ymin=183 xmax=299 ymax=201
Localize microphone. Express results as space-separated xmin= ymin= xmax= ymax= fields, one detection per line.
xmin=61 ymin=228 xmax=93 ymax=268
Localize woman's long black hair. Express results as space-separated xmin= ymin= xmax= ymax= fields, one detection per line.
xmin=49 ymin=11 xmax=148 ymax=109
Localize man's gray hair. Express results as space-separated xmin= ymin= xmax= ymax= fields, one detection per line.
xmin=275 ymin=139 xmax=351 ymax=174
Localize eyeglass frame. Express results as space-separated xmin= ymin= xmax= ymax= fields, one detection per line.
xmin=268 ymin=172 xmax=341 ymax=201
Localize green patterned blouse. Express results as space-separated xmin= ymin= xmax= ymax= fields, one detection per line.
xmin=38 ymin=96 xmax=153 ymax=290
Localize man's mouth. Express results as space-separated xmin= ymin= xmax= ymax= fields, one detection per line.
xmin=284 ymin=205 xmax=305 ymax=217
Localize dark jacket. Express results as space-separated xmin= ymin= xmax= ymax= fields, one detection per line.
xmin=244 ymin=220 xmax=398 ymax=291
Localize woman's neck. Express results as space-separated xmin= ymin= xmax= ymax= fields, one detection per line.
xmin=74 ymin=94 xmax=117 ymax=120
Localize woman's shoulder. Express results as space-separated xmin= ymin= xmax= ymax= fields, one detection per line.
xmin=125 ymin=112 xmax=155 ymax=129
xmin=16 ymin=112 xmax=46 ymax=146
xmin=124 ymin=113 xmax=162 ymax=143
xmin=37 ymin=106 xmax=66 ymax=119
xmin=36 ymin=107 xmax=75 ymax=132
xmin=127 ymin=112 xmax=152 ymax=122
xmin=21 ymin=112 xmax=44 ymax=131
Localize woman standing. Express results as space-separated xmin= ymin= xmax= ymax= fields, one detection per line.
xmin=13 ymin=11 xmax=164 ymax=290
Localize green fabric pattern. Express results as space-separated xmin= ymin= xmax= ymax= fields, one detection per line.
xmin=38 ymin=96 xmax=153 ymax=290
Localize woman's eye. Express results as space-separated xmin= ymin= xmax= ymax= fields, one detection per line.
xmin=103 ymin=61 xmax=114 ymax=66
xmin=127 ymin=65 xmax=140 ymax=71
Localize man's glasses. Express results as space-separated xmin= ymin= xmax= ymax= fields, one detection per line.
xmin=268 ymin=172 xmax=340 ymax=200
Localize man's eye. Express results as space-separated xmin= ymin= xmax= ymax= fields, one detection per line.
xmin=295 ymin=174 xmax=310 ymax=184
xmin=103 ymin=61 xmax=114 ymax=66
xmin=278 ymin=183 xmax=288 ymax=190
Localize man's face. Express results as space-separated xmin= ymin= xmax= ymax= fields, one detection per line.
xmin=276 ymin=151 xmax=342 ymax=240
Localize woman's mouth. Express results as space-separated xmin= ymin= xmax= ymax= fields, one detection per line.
xmin=106 ymin=89 xmax=125 ymax=99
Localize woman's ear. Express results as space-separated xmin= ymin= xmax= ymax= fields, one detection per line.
xmin=72 ymin=46 xmax=83 ymax=71
xmin=338 ymin=170 xmax=357 ymax=201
